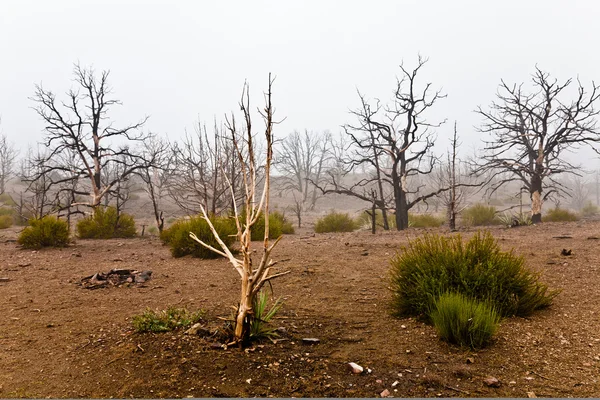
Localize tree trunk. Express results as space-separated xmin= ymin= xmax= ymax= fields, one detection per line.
xmin=530 ymin=175 xmax=543 ymax=223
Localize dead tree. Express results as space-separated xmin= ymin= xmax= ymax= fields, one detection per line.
xmin=169 ymin=121 xmax=243 ymax=215
xmin=20 ymin=147 xmax=55 ymax=219
xmin=137 ymin=136 xmax=171 ymax=233
xmin=474 ymin=67 xmax=600 ymax=223
xmin=31 ymin=64 xmax=151 ymax=209
xmin=189 ymin=75 xmax=289 ymax=345
xmin=0 ymin=123 xmax=18 ymax=195
xmin=276 ymin=130 xmax=330 ymax=216
xmin=317 ymin=57 xmax=448 ymax=230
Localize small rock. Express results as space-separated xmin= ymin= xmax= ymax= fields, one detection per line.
xmin=376 ymin=379 xmax=383 ymax=384
xmin=0 ymin=277 xmax=10 ymax=282
xmin=483 ymin=376 xmax=501 ymax=388
xmin=276 ymin=327 xmax=287 ymax=334
xmin=18 ymin=262 xmax=31 ymax=267
xmin=561 ymin=249 xmax=572 ymax=256
xmin=466 ymin=357 xmax=475 ymax=364
xmin=527 ymin=392 xmax=537 ymax=398
xmin=405 ymin=349 xmax=411 ymax=354
xmin=71 ymin=252 xmax=82 ymax=258
xmin=348 ymin=362 xmax=364 ymax=374
xmin=361 ymin=251 xmax=369 ymax=256
xmin=380 ymin=389 xmax=390 ymax=397
xmin=185 ymin=323 xmax=203 ymax=335
xmin=302 ymin=338 xmax=320 ymax=345
xmin=400 ymin=325 xmax=407 ymax=329
xmin=391 ymin=380 xmax=399 ymax=387
xmin=583 ymin=362 xmax=592 ymax=367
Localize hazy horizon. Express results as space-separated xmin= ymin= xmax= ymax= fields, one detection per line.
xmin=2 ymin=0 xmax=600 ymax=169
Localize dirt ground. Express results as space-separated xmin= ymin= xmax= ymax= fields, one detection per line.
xmin=1 ymin=221 xmax=600 ymax=398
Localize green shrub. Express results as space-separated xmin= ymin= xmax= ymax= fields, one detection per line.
xmin=0 ymin=207 xmax=13 ymax=217
xmin=430 ymin=292 xmax=500 ymax=349
xmin=160 ymin=215 xmax=237 ymax=258
xmin=0 ymin=215 xmax=12 ymax=229
xmin=544 ymin=207 xmax=579 ymax=222
xmin=462 ymin=204 xmax=499 ymax=226
xmin=389 ymin=231 xmax=557 ymax=318
xmin=77 ymin=207 xmax=137 ymax=239
xmin=497 ymin=212 xmax=532 ymax=226
xmin=581 ymin=201 xmax=599 ymax=218
xmin=147 ymin=226 xmax=158 ymax=236
xmin=132 ymin=307 xmax=205 ymax=333
xmin=17 ymin=216 xmax=70 ymax=249
xmin=357 ymin=209 xmax=397 ymax=230
xmin=273 ymin=211 xmax=295 ymax=235
xmin=246 ymin=211 xmax=294 ymax=240
xmin=314 ymin=211 xmax=359 ymax=233
xmin=409 ymin=213 xmax=445 ymax=228
xmin=0 ymin=193 xmax=16 ymax=206
xmin=250 ymin=291 xmax=284 ymax=340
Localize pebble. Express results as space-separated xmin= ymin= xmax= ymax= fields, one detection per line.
xmin=380 ymin=389 xmax=390 ymax=397
xmin=483 ymin=376 xmax=501 ymax=388
xmin=347 ymin=362 xmax=363 ymax=374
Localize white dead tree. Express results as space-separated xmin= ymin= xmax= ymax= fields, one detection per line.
xmin=0 ymin=121 xmax=18 ymax=195
xmin=189 ymin=75 xmax=289 ymax=344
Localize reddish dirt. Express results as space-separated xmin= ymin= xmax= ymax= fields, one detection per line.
xmin=1 ymin=221 xmax=600 ymax=398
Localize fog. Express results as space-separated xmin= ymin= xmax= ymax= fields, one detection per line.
xmin=1 ymin=0 xmax=600 ymax=167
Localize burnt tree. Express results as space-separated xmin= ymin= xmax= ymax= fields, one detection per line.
xmin=31 ymin=64 xmax=151 ymax=209
xmin=475 ymin=67 xmax=600 ymax=223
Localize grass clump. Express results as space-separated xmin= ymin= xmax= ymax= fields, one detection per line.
xmin=132 ymin=307 xmax=205 ymax=333
xmin=409 ymin=213 xmax=445 ymax=228
xmin=462 ymin=204 xmax=499 ymax=226
xmin=17 ymin=216 xmax=70 ymax=249
xmin=357 ymin=209 xmax=397 ymax=230
xmin=0 ymin=193 xmax=16 ymax=206
xmin=544 ymin=207 xmax=579 ymax=222
xmin=581 ymin=201 xmax=599 ymax=218
xmin=430 ymin=292 xmax=500 ymax=349
xmin=314 ymin=211 xmax=359 ymax=233
xmin=246 ymin=211 xmax=295 ymax=240
xmin=250 ymin=291 xmax=284 ymax=340
xmin=160 ymin=215 xmax=236 ymax=258
xmin=77 ymin=207 xmax=137 ymax=239
xmin=0 ymin=214 xmax=13 ymax=229
xmin=389 ymin=231 xmax=557 ymax=319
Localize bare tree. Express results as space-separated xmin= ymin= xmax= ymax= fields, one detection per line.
xmin=0 ymin=121 xmax=18 ymax=195
xmin=474 ymin=67 xmax=600 ymax=223
xmin=137 ymin=136 xmax=171 ymax=233
xmin=315 ymin=57 xmax=448 ymax=230
xmin=19 ymin=146 xmax=55 ymax=220
xmin=568 ymin=175 xmax=590 ymax=211
xmin=169 ymin=121 xmax=243 ymax=215
xmin=276 ymin=130 xmax=330 ymax=218
xmin=189 ymin=75 xmax=289 ymax=345
xmin=30 ymin=64 xmax=152 ymax=209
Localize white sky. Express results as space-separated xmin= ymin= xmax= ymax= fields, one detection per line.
xmin=1 ymin=0 xmax=599 ymax=168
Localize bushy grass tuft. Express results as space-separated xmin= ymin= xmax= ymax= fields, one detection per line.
xmin=132 ymin=307 xmax=205 ymax=333
xmin=17 ymin=216 xmax=70 ymax=249
xmin=0 ymin=193 xmax=16 ymax=206
xmin=314 ymin=211 xmax=359 ymax=233
xmin=430 ymin=292 xmax=500 ymax=349
xmin=160 ymin=215 xmax=237 ymax=258
xmin=246 ymin=211 xmax=295 ymax=241
xmin=77 ymin=207 xmax=137 ymax=239
xmin=250 ymin=291 xmax=284 ymax=340
xmin=581 ymin=201 xmax=599 ymax=218
xmin=462 ymin=204 xmax=500 ymax=226
xmin=409 ymin=213 xmax=445 ymax=228
xmin=0 ymin=214 xmax=13 ymax=229
xmin=389 ymin=231 xmax=557 ymax=319
xmin=545 ymin=207 xmax=579 ymax=222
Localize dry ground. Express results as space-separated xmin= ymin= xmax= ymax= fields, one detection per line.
xmin=1 ymin=221 xmax=600 ymax=398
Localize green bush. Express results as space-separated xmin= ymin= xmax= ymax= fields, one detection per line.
xmin=250 ymin=291 xmax=284 ymax=340
xmin=389 ymin=231 xmax=557 ymax=318
xmin=430 ymin=292 xmax=500 ymax=349
xmin=0 ymin=193 xmax=16 ymax=206
xmin=544 ymin=207 xmax=579 ymax=222
xmin=160 ymin=215 xmax=237 ymax=258
xmin=581 ymin=201 xmax=599 ymax=218
xmin=132 ymin=307 xmax=205 ymax=333
xmin=245 ymin=211 xmax=295 ymax=240
xmin=17 ymin=216 xmax=70 ymax=249
xmin=314 ymin=211 xmax=359 ymax=233
xmin=409 ymin=213 xmax=445 ymax=228
xmin=147 ymin=226 xmax=158 ymax=236
xmin=0 ymin=215 xmax=12 ymax=229
xmin=462 ymin=204 xmax=499 ymax=226
xmin=77 ymin=207 xmax=137 ymax=239
xmin=357 ymin=209 xmax=397 ymax=230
